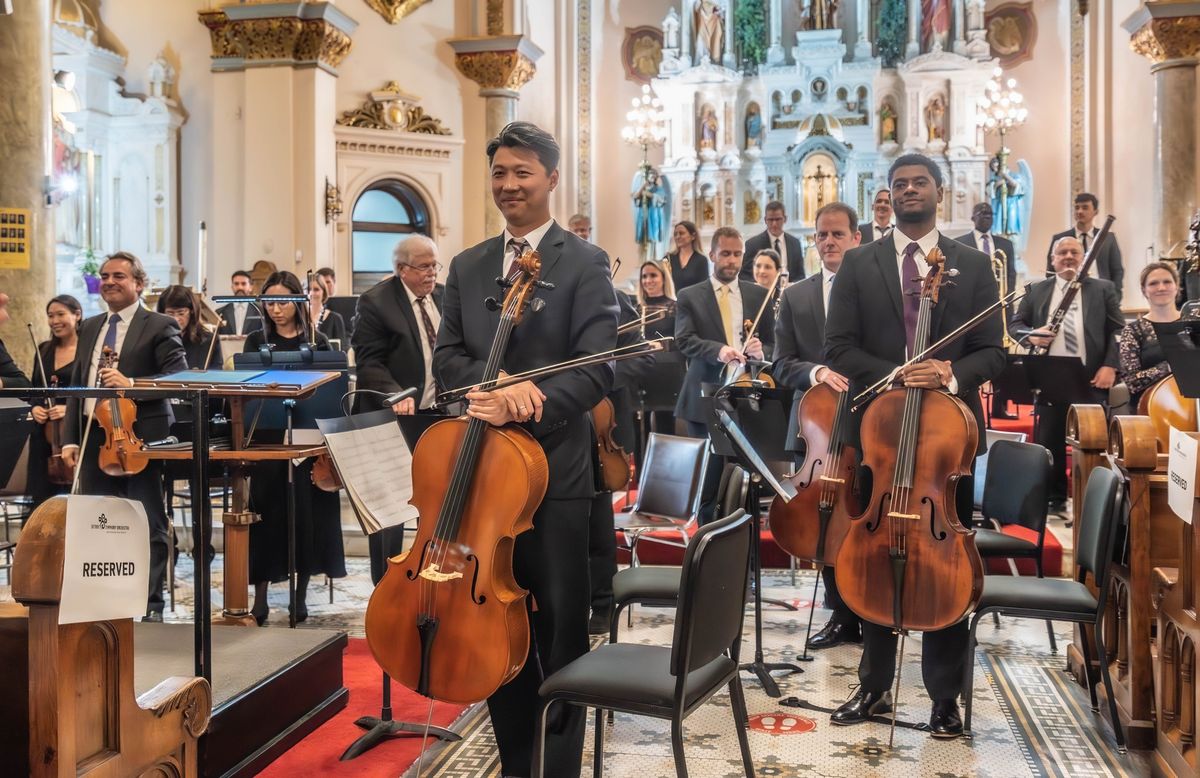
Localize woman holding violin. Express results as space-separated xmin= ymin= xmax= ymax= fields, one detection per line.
xmin=1117 ymin=261 xmax=1180 ymax=409
xmin=823 ymin=155 xmax=1004 ymax=739
xmin=26 ymin=294 xmax=82 ymax=509
xmin=244 ymin=270 xmax=346 ymax=625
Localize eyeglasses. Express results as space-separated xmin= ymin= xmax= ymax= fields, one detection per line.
xmin=402 ymin=261 xmax=443 ymax=274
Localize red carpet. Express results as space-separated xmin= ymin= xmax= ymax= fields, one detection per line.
xmin=257 ymin=638 xmax=467 ymax=777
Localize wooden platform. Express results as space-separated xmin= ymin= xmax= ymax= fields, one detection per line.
xmin=133 ymin=623 xmax=348 ymax=777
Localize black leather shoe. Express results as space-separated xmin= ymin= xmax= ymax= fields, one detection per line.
xmin=1048 ymin=499 xmax=1068 ymax=516
xmin=929 ymin=698 xmax=963 ymax=739
xmin=806 ymin=620 xmax=862 ymax=650
xmin=588 ymin=610 xmax=611 ymax=636
xmin=830 ymin=689 xmax=892 ymax=726
xmin=142 ymin=611 xmax=164 ymax=623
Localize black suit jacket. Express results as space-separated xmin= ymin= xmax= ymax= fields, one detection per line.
xmin=217 ymin=300 xmax=264 ymax=337
xmin=1045 ymin=227 xmax=1124 ymax=298
xmin=65 ymin=306 xmax=189 ymax=445
xmin=1011 ymin=276 xmax=1123 ymax=380
xmin=824 ymin=234 xmax=1005 ymax=454
xmin=954 ymin=231 xmax=1016 ymax=293
xmin=673 ymin=280 xmax=775 ymax=423
xmin=352 ymin=277 xmax=444 ymax=413
xmin=434 ymin=222 xmax=618 ymax=500
xmin=741 ymin=230 xmax=806 ymax=282
xmin=772 ymin=273 xmax=827 ymax=451
xmin=858 ymin=222 xmax=894 ymax=244
xmin=0 ymin=338 xmax=30 ymax=388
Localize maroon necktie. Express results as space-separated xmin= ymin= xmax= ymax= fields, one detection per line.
xmin=507 ymin=238 xmax=529 ymax=276
xmin=902 ymin=241 xmax=922 ymax=355
xmin=415 ymin=296 xmax=437 ymax=351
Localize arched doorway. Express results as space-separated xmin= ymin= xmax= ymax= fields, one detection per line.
xmin=350 ymin=180 xmax=430 ymax=293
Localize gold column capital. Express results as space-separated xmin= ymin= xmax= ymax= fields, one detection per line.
xmin=448 ymin=35 xmax=544 ymax=94
xmin=1126 ymin=6 xmax=1200 ymax=63
xmin=198 ymin=2 xmax=357 ymax=73
xmin=362 ymin=0 xmax=432 ymax=25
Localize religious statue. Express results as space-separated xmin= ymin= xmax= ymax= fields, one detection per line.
xmin=699 ymin=104 xmax=719 ymax=150
xmin=879 ymin=99 xmax=898 ymax=143
xmin=966 ymin=0 xmax=986 ymax=31
xmin=744 ymin=103 xmax=764 ymax=150
xmin=693 ymin=0 xmax=725 ymax=64
xmin=924 ymin=95 xmax=946 ymax=142
xmin=987 ymin=156 xmax=1030 ymax=240
xmin=921 ymin=0 xmax=951 ymax=51
xmin=807 ymin=164 xmax=834 ymax=209
xmin=803 ymin=0 xmax=839 ymax=31
xmin=632 ymin=164 xmax=668 ymax=258
xmin=744 ymin=191 xmax=762 ymax=224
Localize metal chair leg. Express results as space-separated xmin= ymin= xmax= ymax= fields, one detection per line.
xmin=1035 ymin=557 xmax=1058 ymax=654
xmin=1078 ymin=621 xmax=1098 ymax=709
xmin=728 ymin=678 xmax=755 ymax=777
xmin=964 ymin=612 xmax=981 ymax=733
xmin=532 ymin=698 xmax=551 ymax=778
xmin=593 ymin=706 xmax=605 ymax=778
xmin=670 ymin=717 xmax=688 ymax=778
xmin=1094 ymin=624 xmax=1127 ymax=753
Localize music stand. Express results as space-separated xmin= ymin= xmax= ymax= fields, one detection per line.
xmin=1154 ymin=320 xmax=1200 ymax=399
xmin=709 ymin=402 xmax=802 ymax=698
xmin=1023 ymin=354 xmax=1095 ymax=439
xmin=988 ymin=353 xmax=1034 ymax=423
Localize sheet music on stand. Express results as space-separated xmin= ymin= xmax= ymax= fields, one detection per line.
xmin=316 ymin=410 xmax=418 ymax=534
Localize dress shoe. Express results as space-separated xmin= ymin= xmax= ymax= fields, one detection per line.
xmin=830 ymin=689 xmax=892 ymax=726
xmin=929 ymin=698 xmax=963 ymax=739
xmin=142 ymin=610 xmax=164 ymax=624
xmin=288 ymin=602 xmax=308 ymax=624
xmin=1048 ymin=499 xmax=1068 ymax=516
xmin=588 ymin=609 xmax=612 ymax=636
xmin=806 ymin=620 xmax=862 ymax=650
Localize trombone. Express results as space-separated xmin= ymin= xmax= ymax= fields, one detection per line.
xmin=992 ymin=248 xmax=1018 ymax=351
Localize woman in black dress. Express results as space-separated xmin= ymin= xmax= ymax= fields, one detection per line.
xmin=1118 ymin=261 xmax=1180 ymax=410
xmin=308 ymin=274 xmax=346 ymax=349
xmin=27 ymin=295 xmax=82 ymax=509
xmin=245 ymin=271 xmax=346 ymax=624
xmin=636 ymin=259 xmax=679 ymax=437
xmin=156 ymin=285 xmax=216 ymax=369
xmin=666 ymin=220 xmax=709 ymax=291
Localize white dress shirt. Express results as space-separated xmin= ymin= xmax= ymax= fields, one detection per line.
xmin=503 ymin=219 xmax=556 ymax=267
xmin=891 ymin=229 xmax=959 ymax=392
xmin=1045 ymin=279 xmax=1087 ymax=364
xmin=710 ymin=276 xmax=744 ymax=348
xmin=808 ymin=267 xmax=837 ymax=387
xmin=973 ymin=229 xmax=994 ymax=257
xmin=401 ymin=279 xmax=441 ymax=410
xmin=769 ymin=232 xmax=788 ymax=276
xmin=873 ymin=221 xmax=894 ymax=240
xmin=84 ymin=299 xmax=142 ymax=414
xmin=233 ymin=300 xmax=248 ymax=335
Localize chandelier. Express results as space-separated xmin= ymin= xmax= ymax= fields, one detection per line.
xmin=976 ymin=67 xmax=1028 ymax=149
xmin=621 ymin=84 xmax=668 ymax=165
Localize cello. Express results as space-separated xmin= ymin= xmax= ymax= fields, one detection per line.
xmin=833 ymin=248 xmax=984 ymax=741
xmin=364 ymin=250 xmax=550 ymax=705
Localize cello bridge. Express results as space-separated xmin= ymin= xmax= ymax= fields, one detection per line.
xmin=818 ymin=475 xmax=845 ymax=484
xmin=887 ymin=511 xmax=920 ymax=521
xmin=418 ymin=563 xmax=464 ymax=583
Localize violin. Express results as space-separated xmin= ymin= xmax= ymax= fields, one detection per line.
xmin=834 ymin=248 xmax=984 ymax=634
xmin=365 ymin=249 xmax=550 ymax=704
xmin=769 ymin=384 xmax=859 ymax=568
xmin=591 ymin=397 xmax=632 ymax=492
xmin=92 ymin=347 xmax=148 ymax=477
xmin=44 ymin=376 xmax=74 ymax=485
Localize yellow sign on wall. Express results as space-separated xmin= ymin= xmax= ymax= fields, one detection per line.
xmin=0 ymin=207 xmax=31 ymax=270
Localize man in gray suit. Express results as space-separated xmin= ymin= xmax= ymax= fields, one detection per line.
xmin=773 ymin=201 xmax=862 ymax=650
xmin=1045 ymin=192 xmax=1123 ymax=300
xmin=742 ymin=201 xmax=806 ymax=282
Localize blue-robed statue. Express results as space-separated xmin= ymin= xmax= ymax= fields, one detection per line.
xmin=988 ymin=156 xmax=1033 ymax=253
xmin=631 ymin=164 xmax=669 ymax=260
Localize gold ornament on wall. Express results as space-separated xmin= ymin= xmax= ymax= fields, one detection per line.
xmin=197 ymin=9 xmax=353 ymax=70
xmin=325 ymin=178 xmax=343 ymax=225
xmin=336 ymin=81 xmax=452 ymax=135
xmin=362 ymin=0 xmax=432 ymax=25
xmin=453 ymin=50 xmax=537 ymax=92
xmin=1129 ymin=16 xmax=1200 ymax=64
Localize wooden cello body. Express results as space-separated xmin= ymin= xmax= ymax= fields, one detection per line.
xmin=1138 ymin=374 xmax=1197 ymax=450
xmin=769 ymin=384 xmax=859 ymax=566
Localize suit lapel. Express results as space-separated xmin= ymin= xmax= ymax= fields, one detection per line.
xmin=534 ymin=223 xmax=565 ymax=287
xmin=805 ymin=274 xmax=825 ymax=342
xmin=872 ymin=238 xmax=904 ymax=324
xmin=122 ymin=308 xmax=149 ymax=364
xmin=699 ymin=283 xmax=726 ymax=344
xmin=391 ymin=277 xmax=422 ymax=346
xmin=931 ymin=236 xmax=960 ymax=337
xmin=1035 ymin=280 xmax=1054 ymax=326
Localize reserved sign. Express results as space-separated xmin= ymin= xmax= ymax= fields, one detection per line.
xmin=59 ymin=495 xmax=150 ymax=625
xmin=1168 ymin=427 xmax=1198 ymax=526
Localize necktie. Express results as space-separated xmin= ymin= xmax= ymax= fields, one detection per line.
xmin=881 ymin=225 xmax=892 ymax=240
xmin=506 ymin=238 xmax=529 ymax=276
xmin=773 ymin=237 xmax=781 ymax=256
xmin=981 ymin=233 xmax=992 ymax=258
xmin=716 ymin=284 xmax=735 ymax=346
xmin=902 ymin=242 xmax=921 ymax=355
xmin=1081 ymin=231 xmax=1090 ymax=253
xmin=1062 ymin=290 xmax=1080 ymax=356
xmin=415 ymin=296 xmax=437 ymax=351
xmin=100 ymin=313 xmax=120 ymax=364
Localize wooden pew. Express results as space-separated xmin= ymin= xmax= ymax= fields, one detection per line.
xmin=1104 ymin=415 xmax=1181 ymax=751
xmin=1152 ymin=430 xmax=1200 ymax=776
xmin=0 ymin=497 xmax=211 ymax=777
xmin=1066 ymin=404 xmax=1110 ymax=686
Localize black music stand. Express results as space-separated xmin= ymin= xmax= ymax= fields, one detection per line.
xmin=1023 ymin=355 xmax=1095 ymax=440
xmin=987 ymin=353 xmax=1034 ymax=424
xmin=1154 ymin=320 xmax=1200 ymax=399
xmin=709 ymin=404 xmax=801 ymax=698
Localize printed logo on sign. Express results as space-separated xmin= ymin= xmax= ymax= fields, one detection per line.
xmin=98 ymin=513 xmax=108 ymax=526
xmin=90 ymin=512 xmax=130 ymax=532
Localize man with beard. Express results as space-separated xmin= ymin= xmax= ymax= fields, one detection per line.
xmin=217 ymin=269 xmax=263 ymax=336
xmin=824 ymin=153 xmax=1004 ymax=739
xmin=772 ymin=201 xmax=862 ymax=650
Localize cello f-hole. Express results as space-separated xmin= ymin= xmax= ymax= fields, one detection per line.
xmin=467 ymin=554 xmax=486 ymax=605
xmin=795 ymin=457 xmax=822 ymax=490
xmin=921 ymin=496 xmax=947 ymax=540
xmin=865 ymin=493 xmax=890 ymax=532
xmin=407 ymin=540 xmax=434 ymax=581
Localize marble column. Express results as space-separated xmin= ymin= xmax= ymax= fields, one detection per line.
xmin=906 ymin=0 xmax=922 ymax=58
xmin=449 ymin=35 xmax=543 ymax=237
xmin=1125 ymin=6 xmax=1200 ymax=262
xmin=0 ymin=0 xmax=54 ymax=369
xmin=767 ymin=0 xmax=786 ymax=65
xmin=855 ymin=0 xmax=874 ymax=59
xmin=723 ymin=0 xmax=736 ymax=68
xmin=952 ymin=0 xmax=966 ymax=54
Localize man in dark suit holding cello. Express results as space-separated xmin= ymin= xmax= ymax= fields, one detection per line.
xmin=434 ymin=121 xmax=617 ymax=778
xmin=60 ymin=251 xmax=189 ymax=622
xmin=772 ymin=201 xmax=862 ymax=650
xmin=824 ymin=153 xmax=1005 ymax=739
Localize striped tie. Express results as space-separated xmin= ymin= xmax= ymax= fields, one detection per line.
xmin=1062 ymin=296 xmax=1080 ymax=356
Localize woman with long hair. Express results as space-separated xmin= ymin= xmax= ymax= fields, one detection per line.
xmin=1118 ymin=261 xmax=1181 ymax=410
xmin=666 ymin=220 xmax=709 ymax=291
xmin=308 ymin=273 xmax=346 ymax=349
xmin=636 ymin=259 xmax=679 ymax=438
xmin=26 ymin=294 xmax=82 ymax=508
xmin=243 ymin=270 xmax=345 ymax=625
xmin=156 ymin=285 xmax=216 ymax=369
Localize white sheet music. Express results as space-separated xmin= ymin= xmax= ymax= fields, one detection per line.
xmin=322 ymin=419 xmax=417 ymax=534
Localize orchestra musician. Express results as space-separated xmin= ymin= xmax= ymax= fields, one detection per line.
xmin=309 ymin=272 xmax=346 ymax=348
xmin=1014 ymin=235 xmax=1124 ymax=514
xmin=1045 ymin=192 xmax=1125 ymax=299
xmin=771 ymin=202 xmax=862 ymax=649
xmin=0 ymin=291 xmax=30 ymax=388
xmin=61 ymin=252 xmax=189 ymax=623
xmin=675 ymin=226 xmax=774 ymax=524
xmin=1117 ymin=261 xmax=1180 ymax=410
xmin=823 ymin=154 xmax=1004 ymax=738
xmin=26 ymin=294 xmax=82 ymax=509
xmin=156 ymin=285 xmax=216 ymax=369
xmin=636 ymin=259 xmax=677 ymax=437
xmin=243 ymin=270 xmax=347 ymax=626
xmin=742 ymin=200 xmax=805 ymax=283
xmin=433 ymin=121 xmax=617 ymax=777
xmin=857 ymin=188 xmax=894 ymax=243
xmin=217 ymin=269 xmax=262 ymax=336
xmin=750 ymin=247 xmax=785 ymax=316
xmin=666 ymin=220 xmax=710 ymax=291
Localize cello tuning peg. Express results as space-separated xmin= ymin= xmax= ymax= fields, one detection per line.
xmin=494 ymin=276 xmax=512 ymax=288
xmin=534 ymin=280 xmax=556 ymax=290
xmin=528 ymin=298 xmax=546 ymax=313
xmin=484 ymin=297 xmax=503 ymax=311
